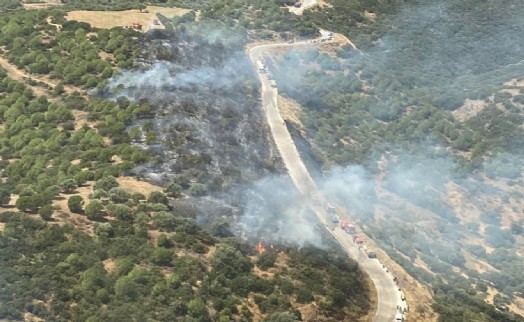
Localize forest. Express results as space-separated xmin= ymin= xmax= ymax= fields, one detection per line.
xmin=0 ymin=4 xmax=372 ymax=322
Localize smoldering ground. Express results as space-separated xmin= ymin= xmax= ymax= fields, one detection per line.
xmin=103 ymin=29 xmax=329 ymax=248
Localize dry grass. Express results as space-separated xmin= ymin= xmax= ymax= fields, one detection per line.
xmin=364 ymin=10 xmax=377 ymax=21
xmin=103 ymin=258 xmax=117 ymax=274
xmin=52 ymin=183 xmax=96 ymax=236
xmin=463 ymin=253 xmax=498 ymax=274
xmin=22 ymin=0 xmax=62 ymax=10
xmin=116 ymin=176 xmax=163 ymax=195
xmin=72 ymin=110 xmax=92 ymax=130
xmin=66 ymin=6 xmax=190 ymax=31
xmin=452 ymin=99 xmax=487 ymax=122
xmin=277 ymin=95 xmax=305 ymax=131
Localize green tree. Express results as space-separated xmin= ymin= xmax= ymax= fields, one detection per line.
xmin=147 ymin=191 xmax=168 ymax=205
xmin=262 ymin=312 xmax=300 ymax=322
xmin=210 ymin=218 xmax=233 ymax=238
xmin=211 ymin=244 xmax=253 ymax=279
xmin=85 ymin=200 xmax=104 ymax=220
xmin=188 ymin=297 xmax=210 ymax=320
xmin=68 ymin=195 xmax=84 ymax=213
xmin=16 ymin=195 xmax=40 ymax=212
xmin=151 ymin=247 xmax=173 ymax=266
xmin=108 ymin=187 xmax=130 ymax=204
xmin=39 ymin=204 xmax=53 ymax=221
xmin=0 ymin=188 xmax=10 ymax=206
xmin=257 ymin=251 xmax=277 ymax=270
xmin=60 ymin=178 xmax=77 ymax=194
xmin=94 ymin=176 xmax=119 ymax=191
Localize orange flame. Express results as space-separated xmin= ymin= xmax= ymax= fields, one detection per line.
xmin=257 ymin=241 xmax=266 ymax=254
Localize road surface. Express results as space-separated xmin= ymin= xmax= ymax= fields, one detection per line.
xmin=249 ymin=37 xmax=405 ymax=322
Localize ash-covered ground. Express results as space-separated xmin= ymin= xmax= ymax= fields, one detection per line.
xmin=99 ymin=27 xmax=325 ymax=247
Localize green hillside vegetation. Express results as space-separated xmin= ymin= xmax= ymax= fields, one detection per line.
xmin=0 ymin=7 xmax=371 ymax=322
xmin=0 ymin=208 xmax=370 ymax=321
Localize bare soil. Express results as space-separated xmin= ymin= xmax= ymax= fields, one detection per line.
xmin=103 ymin=258 xmax=117 ymax=274
xmin=66 ymin=6 xmax=190 ymax=31
xmin=0 ymin=55 xmax=77 ymax=95
xmin=452 ymin=99 xmax=487 ymax=122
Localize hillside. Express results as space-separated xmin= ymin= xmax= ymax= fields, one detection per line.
xmin=257 ymin=0 xmax=524 ymax=321
xmin=0 ymin=5 xmax=373 ymax=322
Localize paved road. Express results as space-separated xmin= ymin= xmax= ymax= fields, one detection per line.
xmin=249 ymin=39 xmax=404 ymax=322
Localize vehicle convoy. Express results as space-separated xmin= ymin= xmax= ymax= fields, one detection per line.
xmin=327 ymin=204 xmax=339 ymax=223
xmin=341 ymin=220 xmax=356 ymax=234
xmin=250 ymin=37 xmax=404 ymax=322
xmin=256 ymin=60 xmax=266 ymax=73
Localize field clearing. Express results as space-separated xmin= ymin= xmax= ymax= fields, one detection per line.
xmin=22 ymin=0 xmax=62 ymax=10
xmin=66 ymin=6 xmax=190 ymax=31
xmin=116 ymin=176 xmax=163 ymax=195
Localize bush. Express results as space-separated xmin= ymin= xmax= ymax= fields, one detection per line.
xmin=85 ymin=200 xmax=104 ymax=221
xmin=39 ymin=204 xmax=53 ymax=220
xmin=68 ymin=195 xmax=84 ymax=213
xmin=257 ymin=251 xmax=277 ymax=270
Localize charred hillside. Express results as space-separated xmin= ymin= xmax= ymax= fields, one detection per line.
xmin=109 ymin=30 xmax=282 ymax=198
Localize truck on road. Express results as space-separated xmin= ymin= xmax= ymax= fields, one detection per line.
xmin=256 ymin=60 xmax=266 ymax=73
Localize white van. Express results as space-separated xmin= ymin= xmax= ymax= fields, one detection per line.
xmin=394 ymin=312 xmax=404 ymax=322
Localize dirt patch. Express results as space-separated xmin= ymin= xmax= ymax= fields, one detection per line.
xmin=509 ymin=297 xmax=524 ymax=318
xmin=0 ymin=56 xmax=48 ymax=96
xmin=66 ymin=6 xmax=190 ymax=31
xmin=0 ymin=194 xmax=19 ymax=214
xmin=0 ymin=222 xmax=5 ymax=232
xmin=463 ymin=253 xmax=498 ymax=274
xmin=103 ymin=258 xmax=117 ymax=274
xmin=99 ymin=51 xmax=114 ymax=62
xmin=116 ymin=176 xmax=163 ymax=195
xmin=52 ymin=183 xmax=95 ymax=236
xmin=23 ymin=312 xmax=44 ymax=322
xmin=452 ymin=99 xmax=487 ymax=122
xmin=111 ymin=155 xmax=123 ymax=164
xmin=445 ymin=182 xmax=483 ymax=224
xmin=72 ymin=110 xmax=92 ymax=130
xmin=0 ymin=55 xmax=77 ymax=95
xmin=364 ymin=10 xmax=377 ymax=21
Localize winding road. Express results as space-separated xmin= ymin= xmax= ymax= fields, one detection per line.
xmin=249 ymin=37 xmax=405 ymax=322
